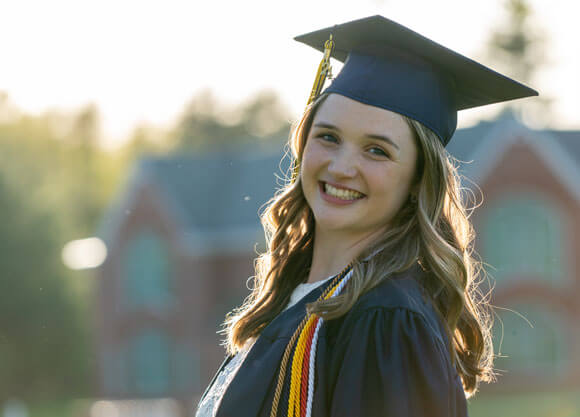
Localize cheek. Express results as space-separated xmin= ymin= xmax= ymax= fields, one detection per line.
xmin=372 ymin=170 xmax=410 ymax=206
xmin=301 ymin=141 xmax=324 ymax=176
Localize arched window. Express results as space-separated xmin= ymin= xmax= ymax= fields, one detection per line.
xmin=123 ymin=230 xmax=173 ymax=310
xmin=493 ymin=303 xmax=567 ymax=375
xmin=481 ymin=194 xmax=565 ymax=285
xmin=130 ymin=329 xmax=171 ymax=395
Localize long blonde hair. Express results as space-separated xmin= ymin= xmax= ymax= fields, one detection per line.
xmin=223 ymin=93 xmax=494 ymax=397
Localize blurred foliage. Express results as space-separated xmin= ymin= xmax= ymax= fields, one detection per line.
xmin=0 ymin=88 xmax=291 ymax=401
xmin=0 ymin=98 xmax=124 ymax=238
xmin=170 ymin=89 xmax=291 ymax=152
xmin=0 ymin=175 xmax=90 ymax=401
xmin=484 ymin=0 xmax=553 ymax=124
xmin=486 ymin=0 xmax=544 ymax=83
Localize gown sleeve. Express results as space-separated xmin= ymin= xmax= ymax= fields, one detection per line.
xmin=327 ymin=307 xmax=467 ymax=417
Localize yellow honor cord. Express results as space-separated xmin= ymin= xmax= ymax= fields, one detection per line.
xmin=288 ymin=315 xmax=317 ymax=417
xmin=286 ymin=279 xmax=345 ymax=416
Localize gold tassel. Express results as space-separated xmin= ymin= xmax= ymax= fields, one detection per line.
xmin=291 ymin=34 xmax=335 ymax=183
xmin=306 ymin=34 xmax=335 ymax=105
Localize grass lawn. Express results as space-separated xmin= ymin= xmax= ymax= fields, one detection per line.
xmin=468 ymin=390 xmax=580 ymax=417
xmin=23 ymin=400 xmax=90 ymax=417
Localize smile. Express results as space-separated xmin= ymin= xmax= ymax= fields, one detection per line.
xmin=321 ymin=182 xmax=365 ymax=201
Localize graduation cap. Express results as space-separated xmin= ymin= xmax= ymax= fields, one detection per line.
xmin=294 ymin=15 xmax=538 ymax=146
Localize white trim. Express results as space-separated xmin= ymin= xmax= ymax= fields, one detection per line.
xmin=526 ymin=130 xmax=580 ymax=203
xmin=463 ymin=119 xmax=580 ymax=203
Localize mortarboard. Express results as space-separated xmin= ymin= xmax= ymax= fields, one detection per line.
xmin=294 ymin=15 xmax=538 ymax=146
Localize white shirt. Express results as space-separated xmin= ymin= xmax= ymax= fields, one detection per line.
xmin=195 ymin=276 xmax=333 ymax=417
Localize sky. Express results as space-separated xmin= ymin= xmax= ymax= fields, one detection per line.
xmin=0 ymin=0 xmax=578 ymax=149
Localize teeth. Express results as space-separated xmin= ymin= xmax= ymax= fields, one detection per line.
xmin=324 ymin=183 xmax=364 ymax=200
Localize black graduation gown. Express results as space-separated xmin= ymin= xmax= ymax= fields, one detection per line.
xmin=200 ymin=263 xmax=468 ymax=417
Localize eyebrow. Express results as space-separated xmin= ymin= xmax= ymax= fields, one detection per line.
xmin=313 ymin=122 xmax=400 ymax=151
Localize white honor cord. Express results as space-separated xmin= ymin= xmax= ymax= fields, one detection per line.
xmin=305 ymin=269 xmax=353 ymax=417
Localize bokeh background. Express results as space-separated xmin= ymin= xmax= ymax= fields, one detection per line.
xmin=1 ymin=1 xmax=579 ymax=416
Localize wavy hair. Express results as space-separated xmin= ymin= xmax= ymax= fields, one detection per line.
xmin=223 ymin=93 xmax=495 ymax=397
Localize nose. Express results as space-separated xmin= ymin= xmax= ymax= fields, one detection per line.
xmin=327 ymin=147 xmax=358 ymax=178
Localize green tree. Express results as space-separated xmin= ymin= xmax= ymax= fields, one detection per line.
xmin=486 ymin=0 xmax=541 ymax=83
xmin=171 ymin=89 xmax=290 ymax=152
xmin=484 ymin=0 xmax=552 ymax=123
xmin=68 ymin=104 xmax=101 ymax=235
xmin=0 ymin=98 xmax=127 ymax=238
xmin=0 ymin=175 xmax=90 ymax=401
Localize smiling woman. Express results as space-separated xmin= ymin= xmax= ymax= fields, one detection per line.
xmin=195 ymin=15 xmax=538 ymax=417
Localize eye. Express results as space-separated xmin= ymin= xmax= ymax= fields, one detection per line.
xmin=368 ymin=146 xmax=390 ymax=158
xmin=316 ymin=132 xmax=339 ymax=144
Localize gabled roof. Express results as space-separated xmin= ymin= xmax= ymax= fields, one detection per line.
xmin=98 ymin=148 xmax=290 ymax=253
xmin=444 ymin=119 xmax=495 ymax=163
xmin=548 ymin=130 xmax=580 ymax=163
xmin=141 ymin=151 xmax=288 ymax=231
xmin=446 ymin=114 xmax=580 ymax=203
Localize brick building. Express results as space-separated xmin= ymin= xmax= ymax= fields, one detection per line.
xmin=450 ymin=115 xmax=580 ymax=393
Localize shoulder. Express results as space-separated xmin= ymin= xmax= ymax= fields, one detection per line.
xmin=352 ymin=262 xmax=430 ymax=312
xmin=323 ymin=263 xmax=468 ymax=417
xmin=340 ymin=262 xmax=449 ymax=349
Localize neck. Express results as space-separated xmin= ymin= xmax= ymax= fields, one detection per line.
xmin=305 ymin=225 xmax=384 ymax=284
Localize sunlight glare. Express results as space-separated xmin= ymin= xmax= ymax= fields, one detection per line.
xmin=62 ymin=237 xmax=108 ymax=270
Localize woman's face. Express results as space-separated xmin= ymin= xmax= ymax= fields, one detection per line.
xmin=301 ymin=93 xmax=418 ymax=240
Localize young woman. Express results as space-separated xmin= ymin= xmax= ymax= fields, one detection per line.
xmin=195 ymin=15 xmax=537 ymax=417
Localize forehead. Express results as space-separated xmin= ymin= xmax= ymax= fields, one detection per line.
xmin=313 ymin=93 xmax=414 ymax=140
